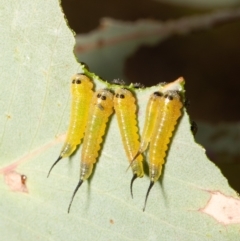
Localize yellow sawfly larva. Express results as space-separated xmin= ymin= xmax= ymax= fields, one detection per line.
xmin=143 ymin=90 xmax=183 ymax=211
xmin=47 ymin=73 xmax=94 ymax=177
xmin=113 ymin=87 xmax=144 ymax=198
xmin=68 ymin=88 xmax=114 ymax=213
xmin=128 ymin=80 xmax=180 ymax=164
xmin=130 ymin=91 xmax=163 ymax=163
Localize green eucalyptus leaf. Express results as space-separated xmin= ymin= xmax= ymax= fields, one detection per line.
xmin=0 ymin=0 xmax=239 ymax=241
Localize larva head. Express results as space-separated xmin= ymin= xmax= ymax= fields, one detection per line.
xmin=163 ymin=90 xmax=182 ymax=102
xmin=114 ymin=88 xmax=135 ymax=106
xmin=94 ymin=89 xmax=114 ymax=111
xmin=71 ymin=73 xmax=93 ymax=97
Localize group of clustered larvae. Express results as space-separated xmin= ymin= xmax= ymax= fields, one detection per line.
xmin=47 ymin=72 xmax=185 ymax=213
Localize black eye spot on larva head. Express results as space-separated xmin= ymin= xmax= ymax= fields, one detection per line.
xmin=164 ymin=94 xmax=168 ymax=98
xmin=120 ymin=94 xmax=125 ymax=99
xmin=97 ymin=93 xmax=101 ymax=98
xmin=115 ymin=93 xmax=119 ymax=98
xmin=72 ymin=79 xmax=75 ymax=84
xmin=168 ymin=95 xmax=173 ymax=100
xmin=76 ymin=79 xmax=81 ymax=84
xmin=153 ymin=91 xmax=162 ymax=97
xmin=101 ymin=95 xmax=107 ymax=100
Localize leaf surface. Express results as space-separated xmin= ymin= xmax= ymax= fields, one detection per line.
xmin=0 ymin=1 xmax=239 ymax=241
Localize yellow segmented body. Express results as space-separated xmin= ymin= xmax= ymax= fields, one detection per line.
xmin=143 ymin=90 xmax=183 ymax=211
xmin=80 ymin=88 xmax=114 ymax=180
xmin=47 ymin=74 xmax=93 ymax=177
xmin=61 ymin=74 xmax=94 ymax=158
xmin=149 ymin=90 xmax=182 ymax=181
xmin=68 ymin=89 xmax=114 ymax=212
xmin=138 ymin=91 xmax=163 ymax=155
xmin=113 ymin=88 xmax=144 ymax=180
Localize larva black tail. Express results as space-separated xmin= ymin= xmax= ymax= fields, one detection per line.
xmin=47 ymin=156 xmax=62 ymax=178
xmin=68 ymin=179 xmax=83 ymax=213
xmin=130 ymin=173 xmax=138 ymax=199
xmin=143 ymin=181 xmax=154 ymax=212
xmin=126 ymin=151 xmax=141 ymax=172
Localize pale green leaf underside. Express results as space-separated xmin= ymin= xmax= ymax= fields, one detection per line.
xmin=0 ymin=1 xmax=239 ymax=241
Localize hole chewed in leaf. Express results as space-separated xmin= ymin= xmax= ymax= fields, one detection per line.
xmin=4 ymin=171 xmax=28 ymax=193
xmin=200 ymin=191 xmax=240 ymax=225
